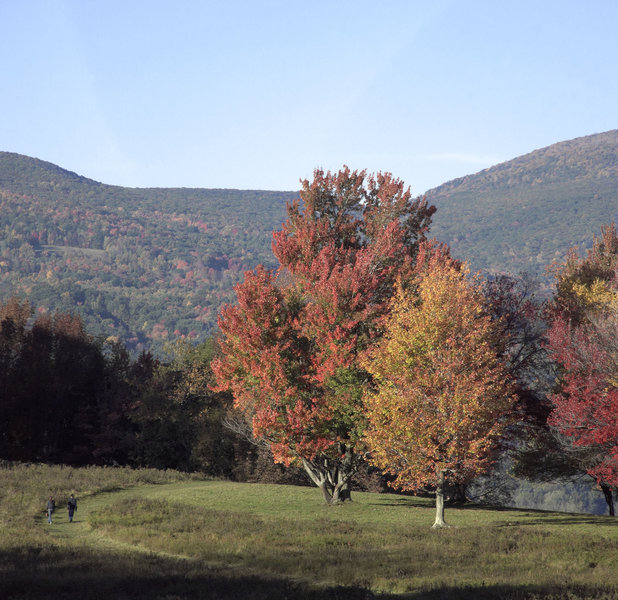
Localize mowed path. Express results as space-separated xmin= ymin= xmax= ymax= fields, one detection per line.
xmin=42 ymin=481 xmax=327 ymax=593
xmin=45 ymin=485 xmax=196 ymax=561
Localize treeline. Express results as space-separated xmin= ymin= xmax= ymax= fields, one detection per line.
xmin=0 ymin=296 xmax=311 ymax=486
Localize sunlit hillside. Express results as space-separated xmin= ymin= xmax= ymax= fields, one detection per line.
xmin=1 ymin=130 xmax=617 ymax=352
xmin=427 ymin=130 xmax=618 ymax=281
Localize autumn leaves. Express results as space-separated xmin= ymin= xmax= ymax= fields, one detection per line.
xmin=546 ymin=224 xmax=618 ymax=505
xmin=212 ymin=167 xmax=520 ymax=520
xmin=364 ymin=254 xmax=517 ymax=526
xmin=213 ymin=166 xmax=617 ymax=523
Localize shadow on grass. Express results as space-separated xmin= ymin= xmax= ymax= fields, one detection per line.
xmin=396 ymin=584 xmax=618 ymax=600
xmin=454 ymin=502 xmax=618 ymax=527
xmin=497 ymin=514 xmax=618 ymax=527
xmin=3 ymin=545 xmax=616 ymax=600
xmin=1 ymin=545 xmax=374 ymax=600
xmin=367 ymin=496 xmax=431 ymax=509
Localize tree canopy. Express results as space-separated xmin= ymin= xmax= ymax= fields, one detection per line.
xmin=212 ymin=167 xmax=435 ymax=503
xmin=547 ymin=223 xmax=618 ymax=513
xmin=363 ymin=248 xmax=518 ymax=527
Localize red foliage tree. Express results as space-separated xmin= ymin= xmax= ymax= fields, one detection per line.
xmin=212 ymin=167 xmax=435 ymax=503
xmin=547 ymin=317 xmax=618 ymax=485
xmin=547 ymin=223 xmax=618 ymax=514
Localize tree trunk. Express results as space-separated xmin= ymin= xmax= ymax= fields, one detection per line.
xmin=334 ymin=481 xmax=352 ymax=502
xmin=331 ymin=478 xmax=352 ymax=503
xmin=302 ymin=451 xmax=356 ymax=505
xmin=330 ymin=451 xmax=353 ymax=503
xmin=319 ymin=482 xmax=333 ymax=504
xmin=601 ymin=484 xmax=615 ymax=516
xmin=432 ymin=469 xmax=449 ymax=528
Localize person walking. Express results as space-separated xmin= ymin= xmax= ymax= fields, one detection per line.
xmin=67 ymin=494 xmax=77 ymax=522
xmin=46 ymin=496 xmax=55 ymax=524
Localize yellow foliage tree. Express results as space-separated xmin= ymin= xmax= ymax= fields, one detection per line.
xmin=363 ymin=248 xmax=517 ymax=527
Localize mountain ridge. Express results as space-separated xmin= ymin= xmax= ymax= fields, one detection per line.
xmin=426 ymin=129 xmax=618 ymax=278
xmin=0 ymin=151 xmax=293 ymax=354
xmin=1 ymin=130 xmax=617 ymax=352
xmin=427 ymin=130 xmax=618 ymax=194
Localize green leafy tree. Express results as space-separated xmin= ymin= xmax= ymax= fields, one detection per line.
xmin=130 ymin=340 xmax=238 ymax=475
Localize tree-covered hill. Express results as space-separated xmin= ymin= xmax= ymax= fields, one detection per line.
xmin=2 ymin=130 xmax=617 ymax=353
xmin=0 ymin=151 xmax=293 ymax=354
xmin=427 ymin=130 xmax=618 ymax=280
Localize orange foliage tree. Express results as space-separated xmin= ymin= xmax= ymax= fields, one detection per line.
xmin=363 ymin=249 xmax=517 ymax=527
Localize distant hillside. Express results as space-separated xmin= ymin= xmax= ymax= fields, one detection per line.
xmin=426 ymin=130 xmax=618 ymax=281
xmin=2 ymin=131 xmax=617 ymax=353
xmin=0 ymin=151 xmax=293 ymax=354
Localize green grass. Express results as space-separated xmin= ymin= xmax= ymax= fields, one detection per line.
xmin=1 ymin=464 xmax=617 ymax=599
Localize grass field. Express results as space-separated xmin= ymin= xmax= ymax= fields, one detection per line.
xmin=1 ymin=463 xmax=617 ymax=599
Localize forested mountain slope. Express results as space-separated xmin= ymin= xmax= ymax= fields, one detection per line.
xmin=0 ymin=151 xmax=293 ymax=354
xmin=1 ymin=130 xmax=617 ymax=353
xmin=427 ymin=130 xmax=618 ymax=279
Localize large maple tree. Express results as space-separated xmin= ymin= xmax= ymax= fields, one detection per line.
xmin=547 ymin=223 xmax=618 ymax=514
xmin=363 ymin=249 xmax=517 ymax=527
xmin=212 ymin=167 xmax=435 ymax=503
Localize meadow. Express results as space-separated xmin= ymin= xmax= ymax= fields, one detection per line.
xmin=1 ymin=463 xmax=617 ymax=599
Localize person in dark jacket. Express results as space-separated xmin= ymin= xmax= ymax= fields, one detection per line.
xmin=46 ymin=496 xmax=55 ymax=524
xmin=67 ymin=494 xmax=77 ymax=522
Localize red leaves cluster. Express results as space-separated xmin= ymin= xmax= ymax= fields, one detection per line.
xmin=547 ymin=315 xmax=618 ymax=486
xmin=547 ymin=223 xmax=618 ymax=487
xmin=212 ymin=167 xmax=434 ymax=466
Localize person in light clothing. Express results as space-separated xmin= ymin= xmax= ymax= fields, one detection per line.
xmin=46 ymin=496 xmax=55 ymax=524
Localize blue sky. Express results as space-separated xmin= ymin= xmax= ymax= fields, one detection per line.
xmin=2 ymin=1 xmax=617 ymax=193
